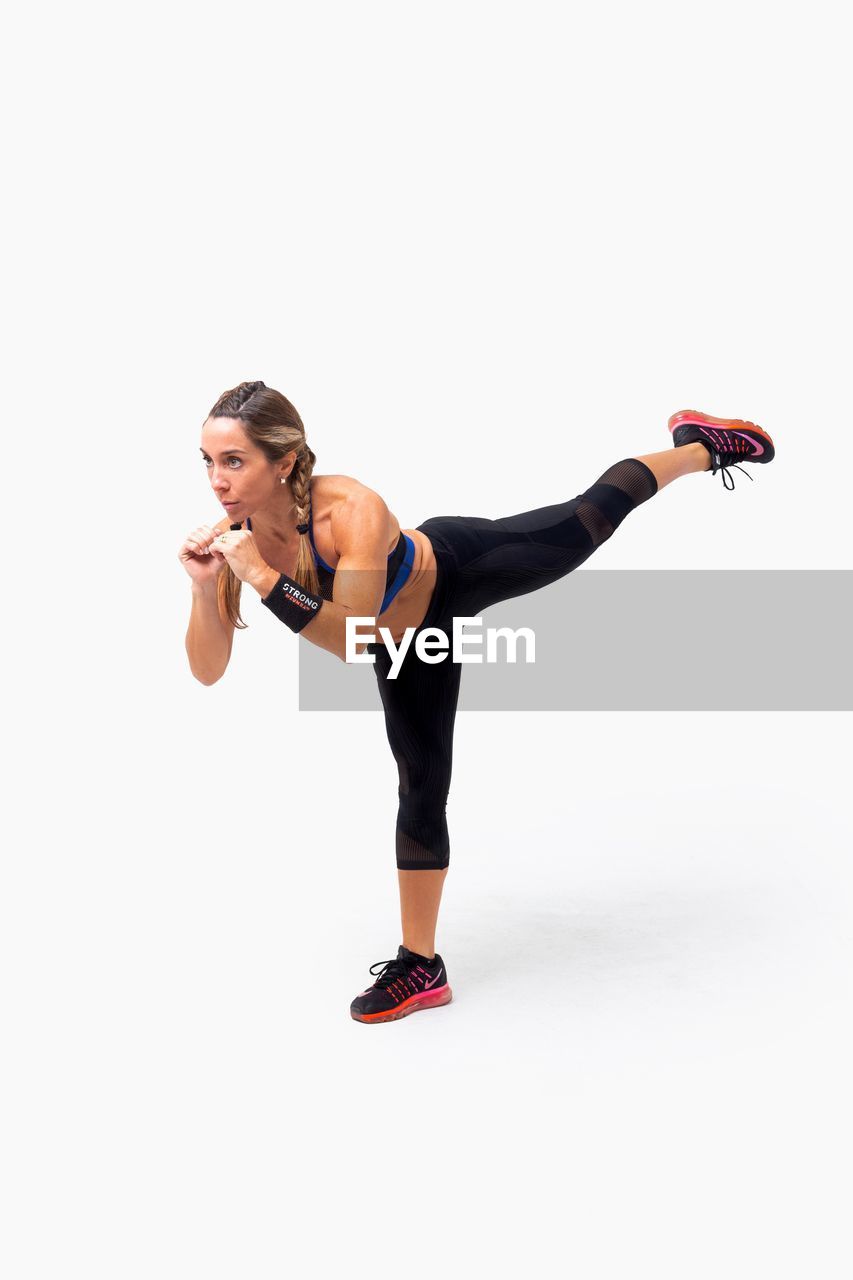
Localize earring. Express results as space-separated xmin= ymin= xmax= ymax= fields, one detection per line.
xmin=280 ymin=477 xmax=286 ymax=484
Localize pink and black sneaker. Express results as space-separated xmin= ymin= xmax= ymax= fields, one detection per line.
xmin=350 ymin=945 xmax=453 ymax=1024
xmin=668 ymin=409 xmax=775 ymax=490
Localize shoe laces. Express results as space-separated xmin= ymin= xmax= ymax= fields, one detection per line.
xmin=367 ymin=952 xmax=434 ymax=1002
xmin=697 ymin=428 xmax=757 ymax=491
xmin=711 ymin=452 xmax=754 ymax=491
xmin=368 ymin=954 xmax=417 ymax=991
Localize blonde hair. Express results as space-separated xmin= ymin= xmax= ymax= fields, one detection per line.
xmin=207 ymin=380 xmax=320 ymax=628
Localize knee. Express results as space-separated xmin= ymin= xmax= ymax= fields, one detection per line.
xmin=577 ymin=459 xmax=658 ymax=548
xmin=395 ymin=771 xmax=451 ymax=871
xmin=397 ymin=785 xmax=448 ymax=832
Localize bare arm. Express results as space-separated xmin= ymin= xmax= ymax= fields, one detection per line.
xmin=247 ymin=492 xmax=389 ymax=662
xmin=185 ymin=580 xmax=234 ymax=684
xmin=179 ymin=521 xmax=235 ymax=684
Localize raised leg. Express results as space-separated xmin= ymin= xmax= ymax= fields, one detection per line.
xmin=633 ymin=441 xmax=710 ymax=489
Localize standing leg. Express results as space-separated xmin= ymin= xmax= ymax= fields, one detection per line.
xmin=398 ymin=867 xmax=448 ymax=959
xmin=349 ymin=639 xmax=460 ymax=1024
xmin=372 ymin=641 xmax=463 ymax=958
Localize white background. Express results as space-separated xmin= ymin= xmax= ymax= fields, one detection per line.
xmin=2 ymin=2 xmax=851 ymax=1276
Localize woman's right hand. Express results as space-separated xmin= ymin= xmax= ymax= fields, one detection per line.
xmin=178 ymin=524 xmax=227 ymax=586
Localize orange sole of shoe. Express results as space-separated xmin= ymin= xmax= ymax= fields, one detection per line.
xmin=350 ymin=985 xmax=453 ymax=1024
xmin=668 ymin=408 xmax=775 ymax=451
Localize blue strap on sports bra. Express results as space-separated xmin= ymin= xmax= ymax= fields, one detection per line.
xmin=380 ymin=533 xmax=416 ymax=612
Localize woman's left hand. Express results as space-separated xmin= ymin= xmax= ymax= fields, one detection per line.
xmin=211 ymin=529 xmax=275 ymax=594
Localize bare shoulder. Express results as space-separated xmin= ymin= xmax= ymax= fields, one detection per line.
xmin=319 ymin=473 xmax=392 ymax=524
xmin=315 ymin=473 xmax=387 ymax=506
xmin=319 ymin=474 xmax=399 ymax=554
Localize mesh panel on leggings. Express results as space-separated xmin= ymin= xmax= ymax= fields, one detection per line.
xmin=575 ymin=500 xmax=614 ymax=548
xmin=396 ymin=830 xmax=449 ymax=870
xmin=598 ymin=458 xmax=658 ymax=505
xmin=576 ymin=458 xmax=657 ymax=549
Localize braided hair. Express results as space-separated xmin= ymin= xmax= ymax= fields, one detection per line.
xmin=206 ymin=380 xmax=320 ymax=629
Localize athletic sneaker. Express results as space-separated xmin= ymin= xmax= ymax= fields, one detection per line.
xmin=350 ymin=945 xmax=453 ymax=1023
xmin=668 ymin=409 xmax=775 ymax=490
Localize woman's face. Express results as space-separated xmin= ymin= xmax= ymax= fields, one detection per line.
xmin=200 ymin=417 xmax=294 ymax=519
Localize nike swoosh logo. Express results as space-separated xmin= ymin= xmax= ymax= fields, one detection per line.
xmin=713 ymin=431 xmax=765 ymax=457
xmin=679 ymin=418 xmax=766 ymax=458
xmin=423 ymin=969 xmax=445 ymax=990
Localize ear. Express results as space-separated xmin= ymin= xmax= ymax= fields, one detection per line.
xmin=279 ymin=448 xmax=298 ymax=481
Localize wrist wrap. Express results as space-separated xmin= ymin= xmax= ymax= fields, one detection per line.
xmin=261 ymin=573 xmax=324 ymax=633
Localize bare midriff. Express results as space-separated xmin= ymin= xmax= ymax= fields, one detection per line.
xmin=217 ymin=474 xmax=439 ymax=646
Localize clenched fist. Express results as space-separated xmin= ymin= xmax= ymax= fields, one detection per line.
xmin=179 ymin=523 xmax=278 ymax=596
xmin=178 ymin=523 xmax=228 ymax=587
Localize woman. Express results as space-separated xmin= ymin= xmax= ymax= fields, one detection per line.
xmin=179 ymin=381 xmax=775 ymax=1024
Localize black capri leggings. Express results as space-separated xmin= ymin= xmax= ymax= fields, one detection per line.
xmin=370 ymin=457 xmax=658 ymax=870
